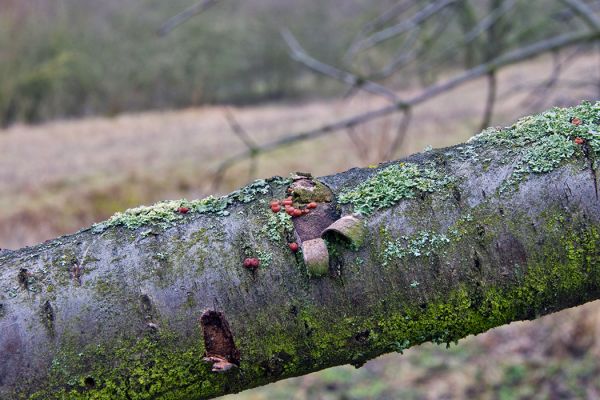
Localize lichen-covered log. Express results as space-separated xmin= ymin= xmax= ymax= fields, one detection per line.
xmin=1 ymin=102 xmax=600 ymax=399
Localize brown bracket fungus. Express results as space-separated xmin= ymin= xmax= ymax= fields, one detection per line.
xmin=302 ymin=238 xmax=330 ymax=277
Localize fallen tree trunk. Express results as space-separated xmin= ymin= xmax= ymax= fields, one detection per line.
xmin=1 ymin=102 xmax=600 ymax=399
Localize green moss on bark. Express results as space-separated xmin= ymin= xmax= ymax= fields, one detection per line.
xmin=29 ymin=215 xmax=600 ymax=399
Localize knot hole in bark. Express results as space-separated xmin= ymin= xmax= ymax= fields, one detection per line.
xmin=200 ymin=310 xmax=240 ymax=371
xmin=17 ymin=268 xmax=29 ymax=289
xmin=41 ymin=300 xmax=55 ymax=336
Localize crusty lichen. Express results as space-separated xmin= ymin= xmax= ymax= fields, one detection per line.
xmin=467 ymin=100 xmax=600 ymax=190
xmin=338 ymin=162 xmax=450 ymax=216
xmin=382 ymin=230 xmax=451 ymax=267
xmin=92 ymin=177 xmax=292 ymax=232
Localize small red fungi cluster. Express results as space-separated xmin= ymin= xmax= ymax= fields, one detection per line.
xmin=243 ymin=257 xmax=260 ymax=270
xmin=288 ymin=242 xmax=299 ymax=252
xmin=571 ymin=117 xmax=582 ymax=126
xmin=269 ymin=197 xmax=317 ymax=218
xmin=574 ymin=137 xmax=585 ymax=145
xmin=177 ymin=206 xmax=190 ymax=214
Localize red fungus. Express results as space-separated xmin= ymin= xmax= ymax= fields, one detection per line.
xmin=307 ymin=202 xmax=317 ymax=209
xmin=178 ymin=206 xmax=190 ymax=214
xmin=292 ymin=209 xmax=302 ymax=217
xmin=289 ymin=242 xmax=299 ymax=252
xmin=271 ymin=204 xmax=281 ymax=213
xmin=571 ymin=117 xmax=582 ymax=126
xmin=270 ymin=200 xmax=280 ymax=207
xmin=282 ymin=199 xmax=293 ymax=206
xmin=243 ymin=257 xmax=260 ymax=270
xmin=575 ymin=137 xmax=585 ymax=145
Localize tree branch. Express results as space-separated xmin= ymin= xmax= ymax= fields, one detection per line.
xmin=2 ymin=103 xmax=600 ymax=399
xmin=347 ymin=0 xmax=458 ymax=57
xmin=281 ymin=29 xmax=399 ymax=103
xmin=158 ymin=0 xmax=220 ymax=36
xmin=214 ymin=29 xmax=600 ymax=181
xmin=559 ymin=0 xmax=600 ymax=30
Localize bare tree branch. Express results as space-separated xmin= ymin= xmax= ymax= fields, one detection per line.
xmin=519 ymin=50 xmax=566 ymax=113
xmin=346 ymin=0 xmax=416 ymax=61
xmin=213 ymin=28 xmax=600 ymax=184
xmin=465 ymin=0 xmax=517 ymax=44
xmin=281 ymin=29 xmax=400 ymax=103
xmin=4 ymin=105 xmax=600 ymax=398
xmin=371 ymin=8 xmax=453 ymax=80
xmin=158 ymin=0 xmax=220 ymax=36
xmin=347 ymin=0 xmax=458 ymax=57
xmin=559 ymin=0 xmax=600 ymax=30
xmin=418 ymin=0 xmax=517 ymax=78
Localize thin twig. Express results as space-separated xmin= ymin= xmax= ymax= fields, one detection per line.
xmin=386 ymin=109 xmax=413 ymax=160
xmin=520 ymin=50 xmax=564 ymax=112
xmin=479 ymin=72 xmax=497 ymax=131
xmin=496 ymin=46 xmax=580 ymax=103
xmin=224 ymin=108 xmax=258 ymax=150
xmin=216 ymin=108 xmax=259 ymax=188
xmin=281 ymin=29 xmax=399 ymax=103
xmin=158 ymin=0 xmax=220 ymax=36
xmin=345 ymin=127 xmax=370 ymax=162
xmin=418 ymin=0 xmax=518 ymax=77
xmin=347 ymin=0 xmax=457 ymax=57
xmin=372 ymin=7 xmax=453 ymax=80
xmin=346 ymin=0 xmax=416 ymax=61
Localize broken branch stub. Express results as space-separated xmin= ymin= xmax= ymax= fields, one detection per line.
xmin=301 ymin=238 xmax=330 ymax=277
xmin=322 ymin=215 xmax=366 ymax=249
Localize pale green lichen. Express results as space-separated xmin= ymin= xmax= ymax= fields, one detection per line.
xmin=256 ymin=250 xmax=273 ymax=268
xmin=468 ymin=101 xmax=600 ymax=189
xmin=338 ymin=162 xmax=450 ymax=216
xmin=92 ymin=177 xmax=291 ymax=232
xmin=261 ymin=210 xmax=294 ymax=242
xmin=382 ymin=230 xmax=450 ymax=267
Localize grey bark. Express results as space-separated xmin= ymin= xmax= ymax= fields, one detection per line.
xmin=1 ymin=113 xmax=600 ymax=399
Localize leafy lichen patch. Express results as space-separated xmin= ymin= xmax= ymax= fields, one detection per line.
xmin=261 ymin=210 xmax=294 ymax=243
xmin=92 ymin=177 xmax=292 ymax=232
xmin=467 ymin=101 xmax=600 ymax=190
xmin=338 ymin=162 xmax=450 ymax=216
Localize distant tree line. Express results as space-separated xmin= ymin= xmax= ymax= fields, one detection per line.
xmin=0 ymin=0 xmax=596 ymax=126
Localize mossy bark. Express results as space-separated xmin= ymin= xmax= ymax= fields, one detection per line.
xmin=2 ymin=109 xmax=600 ymax=399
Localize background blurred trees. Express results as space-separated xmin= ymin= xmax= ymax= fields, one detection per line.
xmin=1 ymin=0 xmax=598 ymax=127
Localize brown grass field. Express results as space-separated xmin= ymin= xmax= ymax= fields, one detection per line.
xmin=2 ymin=54 xmax=600 ymax=399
